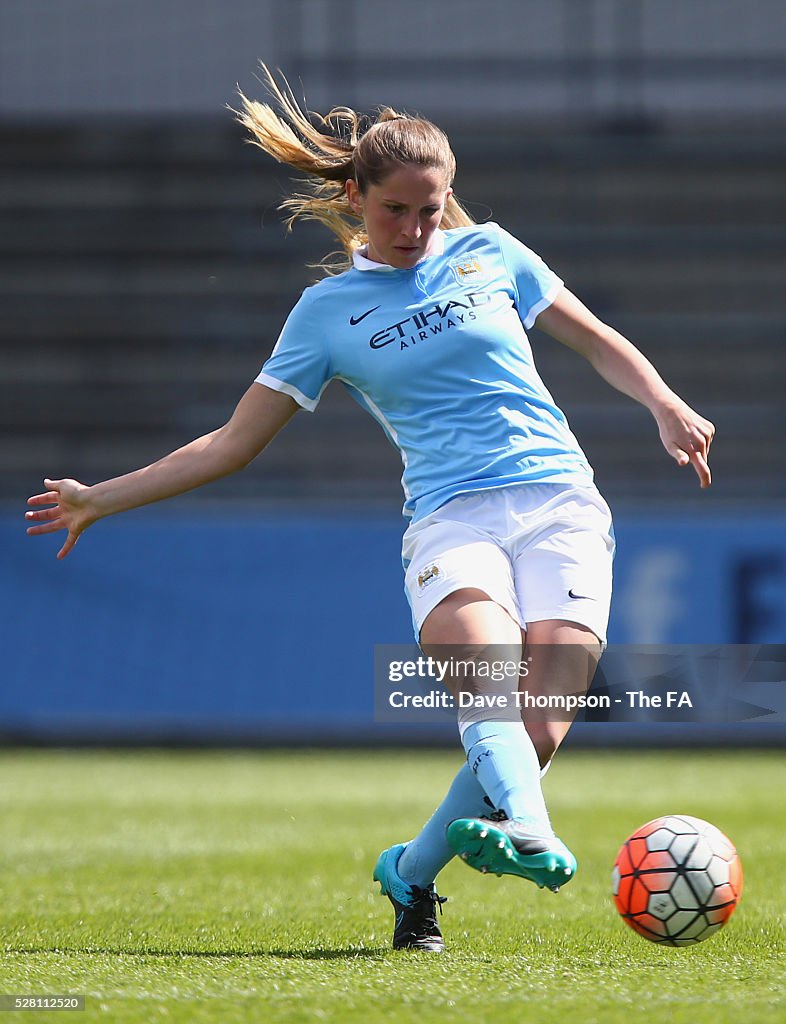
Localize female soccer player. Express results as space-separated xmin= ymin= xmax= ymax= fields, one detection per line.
xmin=26 ymin=70 xmax=714 ymax=953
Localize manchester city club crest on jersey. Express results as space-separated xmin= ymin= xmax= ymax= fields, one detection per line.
xmin=449 ymin=251 xmax=487 ymax=285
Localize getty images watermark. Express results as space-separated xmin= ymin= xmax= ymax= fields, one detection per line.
xmin=373 ymin=645 xmax=786 ymax=723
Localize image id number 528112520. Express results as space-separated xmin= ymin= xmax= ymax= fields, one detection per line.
xmin=0 ymin=995 xmax=85 ymax=1011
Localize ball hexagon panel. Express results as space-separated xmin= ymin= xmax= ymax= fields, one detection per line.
xmin=645 ymin=827 xmax=677 ymax=851
xmin=640 ymin=849 xmax=677 ymax=872
xmin=670 ymin=875 xmax=701 ymax=911
xmin=664 ymin=907 xmax=703 ymax=938
xmin=627 ymin=836 xmax=649 ymax=870
xmin=641 ymin=868 xmax=678 ymax=894
xmin=669 ymin=833 xmax=699 ymax=863
xmin=631 ymin=912 xmax=669 ymax=938
xmin=647 ymin=890 xmax=678 ymax=921
xmin=685 ymin=868 xmax=715 ymax=905
xmin=684 ymin=837 xmax=714 ymax=870
xmin=663 ymin=815 xmax=703 ymax=835
xmin=706 ymin=854 xmax=732 ymax=886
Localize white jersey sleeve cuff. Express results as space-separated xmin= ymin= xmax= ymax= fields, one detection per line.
xmin=254 ymin=372 xmax=321 ymax=412
xmin=522 ymin=279 xmax=564 ymax=330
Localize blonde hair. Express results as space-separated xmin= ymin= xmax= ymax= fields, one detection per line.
xmin=234 ymin=65 xmax=474 ymax=273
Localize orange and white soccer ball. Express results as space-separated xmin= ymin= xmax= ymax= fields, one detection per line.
xmin=612 ymin=815 xmax=743 ymax=946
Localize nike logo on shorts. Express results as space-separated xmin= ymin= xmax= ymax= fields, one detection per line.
xmin=349 ymin=305 xmax=380 ymax=325
xmin=568 ymin=589 xmax=592 ymax=600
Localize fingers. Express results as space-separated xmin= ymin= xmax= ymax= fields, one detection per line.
xmin=673 ymin=448 xmax=690 ymax=467
xmin=25 ymin=518 xmax=66 ymax=536
xmin=28 ymin=478 xmax=64 ymax=505
xmin=57 ymin=532 xmax=79 ymax=560
xmin=25 ymin=512 xmax=81 ymax=555
xmin=26 ymin=478 xmax=73 ymax=544
xmin=690 ymin=450 xmax=712 ymax=489
xmin=25 ymin=504 xmax=64 ymax=536
xmin=25 ymin=506 xmax=62 ymax=524
xmin=27 ymin=490 xmax=61 ymax=507
xmin=687 ymin=430 xmax=712 ymax=488
xmin=698 ymin=418 xmax=716 ymax=458
xmin=672 ymin=435 xmax=712 ymax=488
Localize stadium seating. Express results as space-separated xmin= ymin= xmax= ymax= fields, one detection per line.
xmin=2 ymin=121 xmax=784 ymax=506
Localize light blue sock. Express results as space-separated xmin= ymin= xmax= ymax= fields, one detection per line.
xmin=396 ymin=763 xmax=491 ymax=889
xmin=461 ymin=719 xmax=552 ymax=835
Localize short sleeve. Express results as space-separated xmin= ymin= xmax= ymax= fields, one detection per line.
xmin=493 ymin=224 xmax=564 ymax=329
xmin=255 ymin=291 xmax=332 ymax=412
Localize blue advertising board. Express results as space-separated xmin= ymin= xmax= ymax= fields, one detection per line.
xmin=2 ymin=507 xmax=784 ymax=744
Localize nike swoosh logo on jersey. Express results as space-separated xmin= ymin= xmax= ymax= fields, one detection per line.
xmin=568 ymin=589 xmax=593 ymax=600
xmin=349 ymin=305 xmax=380 ymax=325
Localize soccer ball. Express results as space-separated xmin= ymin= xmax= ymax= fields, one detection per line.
xmin=612 ymin=814 xmax=743 ymax=946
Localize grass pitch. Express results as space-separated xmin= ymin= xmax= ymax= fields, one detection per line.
xmin=0 ymin=749 xmax=783 ymax=1023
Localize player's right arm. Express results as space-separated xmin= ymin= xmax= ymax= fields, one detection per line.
xmin=25 ymin=383 xmax=298 ymax=560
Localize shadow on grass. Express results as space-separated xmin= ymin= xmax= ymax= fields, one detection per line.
xmin=267 ymin=948 xmax=386 ymax=961
xmin=10 ymin=945 xmax=387 ymax=961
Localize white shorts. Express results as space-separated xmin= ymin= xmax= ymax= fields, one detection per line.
xmin=402 ymin=482 xmax=615 ymax=645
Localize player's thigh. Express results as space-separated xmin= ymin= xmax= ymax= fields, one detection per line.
xmin=420 ymin=588 xmax=522 ymax=698
xmin=420 ymin=588 xmax=522 ymax=647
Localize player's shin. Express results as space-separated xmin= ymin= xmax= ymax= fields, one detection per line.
xmin=458 ymin=703 xmax=553 ymax=837
xmin=396 ymin=762 xmax=491 ymax=888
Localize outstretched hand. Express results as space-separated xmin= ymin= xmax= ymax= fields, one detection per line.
xmin=26 ymin=478 xmax=96 ymax=559
xmin=655 ymin=399 xmax=715 ymax=488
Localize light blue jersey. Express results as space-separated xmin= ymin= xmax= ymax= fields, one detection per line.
xmin=256 ymin=222 xmax=594 ymax=521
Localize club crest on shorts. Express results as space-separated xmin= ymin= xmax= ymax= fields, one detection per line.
xmin=449 ymin=252 xmax=487 ymax=285
xmin=416 ymin=562 xmax=442 ymax=590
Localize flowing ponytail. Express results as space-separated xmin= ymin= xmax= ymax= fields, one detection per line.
xmin=234 ymin=64 xmax=474 ymax=273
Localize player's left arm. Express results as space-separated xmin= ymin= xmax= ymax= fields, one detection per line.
xmin=535 ymin=287 xmax=715 ymax=488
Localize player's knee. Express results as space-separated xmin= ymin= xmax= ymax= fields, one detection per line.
xmin=526 ymin=721 xmax=564 ymax=768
